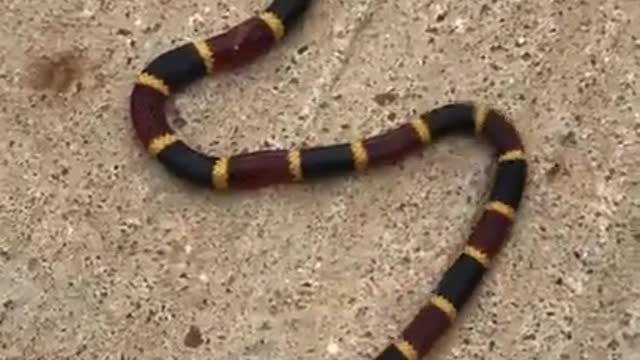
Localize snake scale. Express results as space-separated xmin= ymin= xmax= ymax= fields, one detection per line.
xmin=128 ymin=1 xmax=528 ymax=359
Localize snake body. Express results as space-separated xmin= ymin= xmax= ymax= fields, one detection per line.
xmin=129 ymin=1 xmax=528 ymax=359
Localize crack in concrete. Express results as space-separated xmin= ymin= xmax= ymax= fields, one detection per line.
xmin=298 ymin=0 xmax=382 ymax=134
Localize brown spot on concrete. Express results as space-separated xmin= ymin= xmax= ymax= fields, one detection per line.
xmin=546 ymin=160 xmax=570 ymax=180
xmin=547 ymin=162 xmax=562 ymax=179
xmin=373 ymin=91 xmax=398 ymax=106
xmin=27 ymin=50 xmax=85 ymax=94
xmin=560 ymin=130 xmax=577 ymax=146
xmin=183 ymin=325 xmax=204 ymax=348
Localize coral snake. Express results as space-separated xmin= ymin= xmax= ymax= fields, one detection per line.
xmin=128 ymin=0 xmax=528 ymax=358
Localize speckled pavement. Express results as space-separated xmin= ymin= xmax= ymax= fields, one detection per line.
xmin=0 ymin=0 xmax=638 ymax=359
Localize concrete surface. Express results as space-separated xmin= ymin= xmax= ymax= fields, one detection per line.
xmin=1 ymin=0 xmax=639 ymax=359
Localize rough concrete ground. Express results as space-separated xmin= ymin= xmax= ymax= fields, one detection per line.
xmin=0 ymin=0 xmax=639 ymax=359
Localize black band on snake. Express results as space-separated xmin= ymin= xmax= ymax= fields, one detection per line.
xmin=128 ymin=1 xmax=528 ymax=359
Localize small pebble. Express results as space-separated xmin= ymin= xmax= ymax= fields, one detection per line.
xmin=327 ymin=342 xmax=339 ymax=354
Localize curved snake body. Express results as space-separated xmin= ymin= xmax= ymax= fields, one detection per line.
xmin=129 ymin=1 xmax=528 ymax=359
